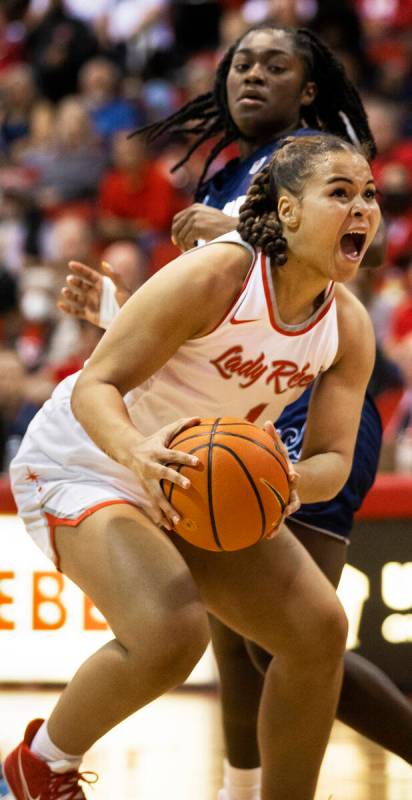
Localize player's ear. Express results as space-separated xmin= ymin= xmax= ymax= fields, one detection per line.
xmin=300 ymin=81 xmax=317 ymax=108
xmin=277 ymin=194 xmax=300 ymax=230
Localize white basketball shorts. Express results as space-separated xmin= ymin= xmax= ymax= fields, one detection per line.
xmin=10 ymin=395 xmax=151 ymax=567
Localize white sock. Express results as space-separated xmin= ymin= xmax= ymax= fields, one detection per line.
xmin=30 ymin=721 xmax=83 ymax=774
xmin=221 ymin=759 xmax=262 ymax=800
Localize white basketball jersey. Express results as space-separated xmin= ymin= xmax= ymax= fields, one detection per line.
xmin=126 ymin=230 xmax=339 ymax=431
xmin=16 ymin=231 xmax=339 ymax=495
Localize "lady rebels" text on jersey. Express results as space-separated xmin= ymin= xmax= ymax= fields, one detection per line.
xmin=211 ymin=345 xmax=316 ymax=393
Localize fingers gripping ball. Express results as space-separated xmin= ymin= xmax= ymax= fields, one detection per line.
xmin=162 ymin=417 xmax=290 ymax=551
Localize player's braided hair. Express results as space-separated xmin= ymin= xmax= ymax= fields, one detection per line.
xmin=237 ymin=165 xmax=288 ymax=265
xmin=237 ymin=133 xmax=357 ymax=264
xmin=130 ymin=25 xmax=375 ymax=195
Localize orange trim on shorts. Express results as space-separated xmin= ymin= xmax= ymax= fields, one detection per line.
xmin=45 ymin=499 xmax=137 ymax=571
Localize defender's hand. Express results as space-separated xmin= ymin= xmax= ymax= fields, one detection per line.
xmin=171 ymin=204 xmax=237 ymax=251
xmin=57 ymin=261 xmax=131 ymax=326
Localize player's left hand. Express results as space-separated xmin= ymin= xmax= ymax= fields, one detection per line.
xmin=171 ymin=204 xmax=237 ymax=251
xmin=263 ymin=420 xmax=301 ymax=538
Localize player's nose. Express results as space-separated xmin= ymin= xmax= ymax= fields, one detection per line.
xmin=245 ymin=63 xmax=265 ymax=83
xmin=351 ymin=198 xmax=371 ymax=217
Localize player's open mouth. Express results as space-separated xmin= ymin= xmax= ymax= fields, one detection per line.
xmin=339 ymin=231 xmax=367 ymax=261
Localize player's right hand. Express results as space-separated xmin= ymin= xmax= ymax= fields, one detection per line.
xmin=57 ymin=260 xmax=131 ymax=326
xmin=128 ymin=417 xmax=200 ymax=530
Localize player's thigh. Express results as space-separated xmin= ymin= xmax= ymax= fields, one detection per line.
xmin=55 ymin=504 xmax=207 ymax=648
xmin=287 ymin=519 xmax=348 ymax=589
xmin=174 ymin=524 xmax=347 ymax=657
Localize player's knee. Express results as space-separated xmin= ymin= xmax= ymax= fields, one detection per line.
xmin=168 ymin=606 xmax=209 ymax=685
xmin=275 ymin=591 xmax=347 ymax=678
xmin=306 ymin=594 xmax=348 ymax=670
xmin=156 ymin=602 xmax=210 ymax=685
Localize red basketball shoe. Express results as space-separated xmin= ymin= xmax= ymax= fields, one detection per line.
xmin=3 ymin=719 xmax=97 ymax=799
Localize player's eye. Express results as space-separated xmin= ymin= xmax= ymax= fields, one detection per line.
xmin=364 ymin=188 xmax=377 ymax=200
xmin=268 ymin=64 xmax=286 ymax=74
xmin=331 ymin=188 xmax=348 ymax=198
xmin=233 ymin=62 xmax=250 ymax=72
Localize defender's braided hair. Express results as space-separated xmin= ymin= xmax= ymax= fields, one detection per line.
xmin=131 ymin=25 xmax=375 ymax=195
xmin=237 ymin=133 xmax=357 ymax=264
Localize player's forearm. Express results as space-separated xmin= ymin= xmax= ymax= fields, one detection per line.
xmin=71 ymin=375 xmax=142 ymax=469
xmin=296 ymin=452 xmax=350 ymax=504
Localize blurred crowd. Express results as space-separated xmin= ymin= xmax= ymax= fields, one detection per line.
xmin=0 ymin=0 xmax=412 ymax=472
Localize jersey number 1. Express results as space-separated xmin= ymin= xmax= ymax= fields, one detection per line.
xmin=246 ymin=403 xmax=269 ymax=424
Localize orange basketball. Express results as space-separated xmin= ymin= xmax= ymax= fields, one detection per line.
xmin=162 ymin=417 xmax=290 ymax=551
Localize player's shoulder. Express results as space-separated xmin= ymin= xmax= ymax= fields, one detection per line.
xmin=196 ymin=237 xmax=254 ymax=293
xmin=334 ymin=283 xmax=372 ymax=328
xmin=179 ymin=239 xmax=255 ymax=335
xmin=152 ymin=235 xmax=253 ymax=307
xmin=200 ymin=229 xmax=253 ymax=266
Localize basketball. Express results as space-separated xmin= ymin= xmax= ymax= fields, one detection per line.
xmin=162 ymin=417 xmax=290 ymax=551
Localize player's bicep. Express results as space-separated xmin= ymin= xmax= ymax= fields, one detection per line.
xmin=76 ymin=245 xmax=240 ymax=395
xmin=301 ymin=311 xmax=375 ymax=463
xmin=78 ymin=269 xmax=201 ymax=393
xmin=301 ymin=372 xmax=363 ymax=465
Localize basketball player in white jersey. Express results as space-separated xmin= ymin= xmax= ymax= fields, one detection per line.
xmin=4 ymin=133 xmax=380 ymax=800
xmin=54 ymin=26 xmax=412 ymax=800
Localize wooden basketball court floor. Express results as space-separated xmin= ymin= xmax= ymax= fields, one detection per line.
xmin=1 ymin=687 xmax=411 ymax=799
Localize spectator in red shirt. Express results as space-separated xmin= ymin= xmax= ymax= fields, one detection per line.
xmin=387 ymin=252 xmax=412 ymax=346
xmin=97 ymin=130 xmax=186 ymax=245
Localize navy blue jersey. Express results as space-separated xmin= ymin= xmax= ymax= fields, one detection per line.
xmin=198 ymin=130 xmax=382 ymax=538
xmin=197 ymin=129 xmax=319 ymax=211
xmin=277 ymin=388 xmax=382 ymax=538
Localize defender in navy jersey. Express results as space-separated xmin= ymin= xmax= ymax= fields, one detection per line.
xmin=200 ymin=130 xmax=319 ymax=220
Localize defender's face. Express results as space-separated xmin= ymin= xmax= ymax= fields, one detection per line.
xmin=226 ymin=29 xmax=314 ymax=144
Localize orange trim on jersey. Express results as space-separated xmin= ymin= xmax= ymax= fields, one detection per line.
xmin=207 ymin=247 xmax=258 ymax=334
xmin=46 ymin=499 xmax=137 ymax=571
xmin=261 ymin=254 xmax=335 ymax=336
